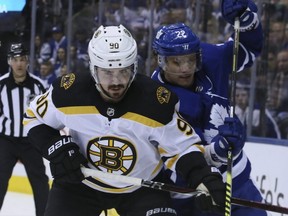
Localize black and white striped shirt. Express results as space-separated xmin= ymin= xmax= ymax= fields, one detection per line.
xmin=0 ymin=72 xmax=46 ymax=137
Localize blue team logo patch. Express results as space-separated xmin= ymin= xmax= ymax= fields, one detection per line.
xmin=156 ymin=86 xmax=171 ymax=104
xmin=60 ymin=73 xmax=75 ymax=90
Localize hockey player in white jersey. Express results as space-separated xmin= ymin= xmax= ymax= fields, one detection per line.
xmin=152 ymin=0 xmax=268 ymax=216
xmin=23 ymin=25 xmax=226 ymax=216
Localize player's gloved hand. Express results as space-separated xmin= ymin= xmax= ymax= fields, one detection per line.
xmin=221 ymin=0 xmax=259 ymax=31
xmin=212 ymin=116 xmax=246 ymax=158
xmin=188 ymin=166 xmax=225 ymax=214
xmin=45 ymin=136 xmax=88 ymax=184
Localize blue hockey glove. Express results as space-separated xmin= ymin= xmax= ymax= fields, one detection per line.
xmin=213 ymin=116 xmax=246 ymax=158
xmin=45 ymin=136 xmax=88 ymax=184
xmin=222 ymin=0 xmax=259 ymax=31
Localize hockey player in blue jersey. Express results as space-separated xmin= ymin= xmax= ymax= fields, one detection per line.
xmin=152 ymin=0 xmax=268 ymax=216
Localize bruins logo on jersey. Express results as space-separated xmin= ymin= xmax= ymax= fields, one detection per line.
xmin=156 ymin=86 xmax=171 ymax=104
xmin=87 ymin=136 xmax=136 ymax=175
xmin=60 ymin=73 xmax=75 ymax=90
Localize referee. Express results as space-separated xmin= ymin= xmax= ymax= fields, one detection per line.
xmin=0 ymin=43 xmax=49 ymax=216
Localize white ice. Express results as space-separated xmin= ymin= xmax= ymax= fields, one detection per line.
xmin=0 ymin=192 xmax=35 ymax=216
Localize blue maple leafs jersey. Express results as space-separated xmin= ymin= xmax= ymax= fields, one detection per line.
xmin=152 ymin=24 xmax=263 ymax=189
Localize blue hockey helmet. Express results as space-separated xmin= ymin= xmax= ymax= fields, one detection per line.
xmin=152 ymin=23 xmax=201 ymax=71
xmin=153 ymin=23 xmax=200 ymax=56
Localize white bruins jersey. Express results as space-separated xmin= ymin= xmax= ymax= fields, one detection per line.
xmin=24 ymin=73 xmax=202 ymax=194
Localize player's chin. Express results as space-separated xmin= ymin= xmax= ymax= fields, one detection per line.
xmin=177 ymin=78 xmax=193 ymax=87
xmin=109 ymin=91 xmax=125 ymax=100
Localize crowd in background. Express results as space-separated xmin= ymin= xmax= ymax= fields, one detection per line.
xmin=1 ymin=0 xmax=288 ymax=139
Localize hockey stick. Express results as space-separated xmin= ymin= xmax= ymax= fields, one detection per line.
xmin=225 ymin=16 xmax=241 ymax=216
xmin=81 ymin=167 xmax=201 ymax=196
xmin=81 ymin=167 xmax=288 ymax=214
xmin=230 ymin=17 xmax=240 ymax=116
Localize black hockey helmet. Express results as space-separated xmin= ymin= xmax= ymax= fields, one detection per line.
xmin=7 ymin=43 xmax=29 ymax=58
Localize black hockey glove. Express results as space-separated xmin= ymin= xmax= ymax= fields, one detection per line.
xmin=221 ymin=0 xmax=259 ymax=31
xmin=212 ymin=116 xmax=246 ymax=160
xmin=176 ymin=153 xmax=225 ymax=214
xmin=188 ymin=166 xmax=225 ymax=214
xmin=44 ymin=136 xmax=88 ymax=184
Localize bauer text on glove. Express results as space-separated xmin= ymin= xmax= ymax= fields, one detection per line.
xmin=44 ymin=136 xmax=88 ymax=184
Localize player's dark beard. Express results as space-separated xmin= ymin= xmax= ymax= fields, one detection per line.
xmin=108 ymin=84 xmax=125 ymax=90
xmin=106 ymin=84 xmax=126 ymax=100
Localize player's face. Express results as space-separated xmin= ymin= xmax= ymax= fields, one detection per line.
xmin=97 ymin=66 xmax=132 ymax=101
xmin=163 ymin=54 xmax=196 ymax=88
xmin=235 ymin=88 xmax=249 ymax=110
xmin=9 ymin=56 xmax=28 ymax=79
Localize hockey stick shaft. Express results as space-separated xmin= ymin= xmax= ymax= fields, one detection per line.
xmin=230 ymin=17 xmax=240 ymax=117
xmin=81 ymin=167 xmax=201 ymax=196
xmin=225 ymin=150 xmax=233 ymax=216
xmin=81 ymin=167 xmax=288 ymax=214
xmin=231 ymin=197 xmax=288 ymax=214
xmin=225 ymin=16 xmax=241 ymax=216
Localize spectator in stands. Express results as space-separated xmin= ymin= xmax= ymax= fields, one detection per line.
xmin=235 ymin=82 xmax=259 ymax=126
xmin=140 ymin=0 xmax=167 ymax=30
xmin=266 ymin=49 xmax=288 ymax=139
xmin=38 ymin=60 xmax=57 ymax=88
xmin=69 ymin=45 xmax=88 ymax=74
xmin=33 ymin=35 xmax=43 ymax=72
xmin=73 ymin=29 xmax=89 ymax=58
xmin=268 ymin=20 xmax=287 ymax=53
xmin=72 ymin=29 xmax=90 ymax=70
xmin=235 ymin=81 xmax=281 ymax=138
xmin=42 ymin=26 xmax=67 ymax=64
xmin=34 ymin=33 xmax=52 ymax=70
xmin=54 ymin=46 xmax=66 ymax=77
xmin=267 ymin=49 xmax=288 ymax=114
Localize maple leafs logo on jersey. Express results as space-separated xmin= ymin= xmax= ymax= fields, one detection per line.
xmin=60 ymin=73 xmax=75 ymax=90
xmin=204 ymin=103 xmax=229 ymax=143
xmin=156 ymin=86 xmax=171 ymax=104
